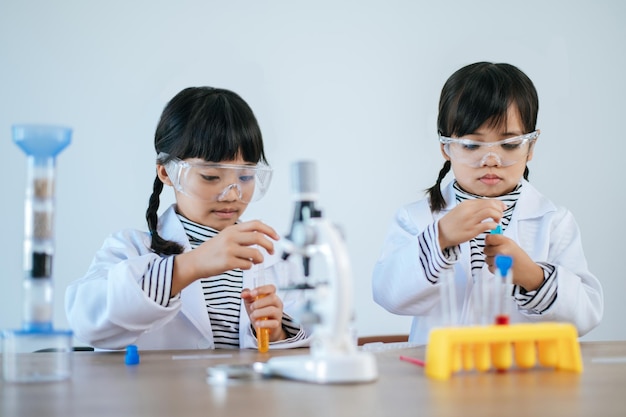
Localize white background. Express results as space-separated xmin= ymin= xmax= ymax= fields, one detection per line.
xmin=1 ymin=0 xmax=624 ymax=342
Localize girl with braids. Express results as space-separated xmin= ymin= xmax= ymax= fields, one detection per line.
xmin=66 ymin=87 xmax=310 ymax=350
xmin=372 ymin=62 xmax=603 ymax=344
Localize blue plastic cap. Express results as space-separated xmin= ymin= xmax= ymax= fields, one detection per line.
xmin=12 ymin=124 xmax=72 ymax=158
xmin=490 ymin=225 xmax=502 ymax=234
xmin=125 ymin=345 xmax=140 ymax=365
xmin=495 ymin=255 xmax=513 ymax=276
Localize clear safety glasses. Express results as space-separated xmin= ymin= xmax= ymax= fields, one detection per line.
xmin=439 ymin=131 xmax=539 ymax=168
xmin=160 ymin=153 xmax=273 ymax=203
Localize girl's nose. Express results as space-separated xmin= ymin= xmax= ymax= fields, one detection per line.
xmin=217 ymin=183 xmax=242 ymax=201
xmin=480 ymin=152 xmax=502 ymax=167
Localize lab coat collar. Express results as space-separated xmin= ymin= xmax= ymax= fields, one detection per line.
xmin=156 ymin=205 xmax=216 ymax=345
xmin=157 ymin=205 xmax=190 ymax=248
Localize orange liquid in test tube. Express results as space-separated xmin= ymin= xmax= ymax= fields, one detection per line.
xmin=256 ymin=306 xmax=270 ymax=353
xmin=254 ymin=261 xmax=270 ymax=353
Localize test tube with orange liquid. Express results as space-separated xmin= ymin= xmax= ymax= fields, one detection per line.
xmin=254 ymin=261 xmax=270 ymax=353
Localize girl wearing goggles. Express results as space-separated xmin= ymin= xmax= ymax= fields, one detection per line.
xmin=372 ymin=62 xmax=603 ymax=344
xmin=66 ymin=87 xmax=309 ymax=350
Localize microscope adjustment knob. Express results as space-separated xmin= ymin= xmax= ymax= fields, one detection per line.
xmin=291 ymin=222 xmax=317 ymax=248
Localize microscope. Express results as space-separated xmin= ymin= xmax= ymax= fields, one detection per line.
xmin=265 ymin=161 xmax=378 ymax=384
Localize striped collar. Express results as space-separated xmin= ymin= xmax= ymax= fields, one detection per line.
xmin=453 ymin=180 xmax=522 ymax=203
xmin=453 ymin=180 xmax=521 ymax=211
xmin=175 ymin=213 xmax=220 ymax=246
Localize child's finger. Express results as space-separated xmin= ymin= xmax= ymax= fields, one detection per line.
xmin=238 ymin=220 xmax=279 ymax=240
xmin=236 ymin=232 xmax=275 ymax=255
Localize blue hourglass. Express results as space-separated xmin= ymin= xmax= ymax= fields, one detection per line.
xmin=2 ymin=124 xmax=74 ymax=382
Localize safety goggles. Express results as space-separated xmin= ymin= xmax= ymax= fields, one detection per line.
xmin=439 ymin=131 xmax=539 ymax=168
xmin=160 ymin=153 xmax=273 ymax=203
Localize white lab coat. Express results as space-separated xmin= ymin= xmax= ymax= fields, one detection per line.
xmin=65 ymin=205 xmax=311 ymax=350
xmin=372 ymin=180 xmax=603 ymax=344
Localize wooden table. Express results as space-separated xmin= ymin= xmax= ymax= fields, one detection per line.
xmin=2 ymin=342 xmax=625 ymax=417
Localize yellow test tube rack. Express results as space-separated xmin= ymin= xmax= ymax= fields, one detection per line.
xmin=424 ymin=322 xmax=582 ymax=380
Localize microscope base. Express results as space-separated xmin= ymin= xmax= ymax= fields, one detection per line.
xmin=266 ymin=351 xmax=378 ymax=384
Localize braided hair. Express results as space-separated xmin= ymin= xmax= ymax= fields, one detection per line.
xmin=427 ymin=62 xmax=538 ymax=212
xmin=146 ymin=87 xmax=268 ymax=255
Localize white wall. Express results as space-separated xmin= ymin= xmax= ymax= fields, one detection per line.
xmin=1 ymin=0 xmax=624 ymax=342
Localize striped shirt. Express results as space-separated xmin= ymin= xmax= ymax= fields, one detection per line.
xmin=417 ymin=181 xmax=557 ymax=314
xmin=179 ymin=216 xmax=243 ymax=349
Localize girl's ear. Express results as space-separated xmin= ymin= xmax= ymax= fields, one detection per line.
xmin=440 ymin=143 xmax=451 ymax=161
xmin=156 ymin=164 xmax=173 ymax=186
xmin=526 ymin=129 xmax=540 ymax=163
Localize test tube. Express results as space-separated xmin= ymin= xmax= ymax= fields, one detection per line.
xmin=439 ymin=268 xmax=458 ymax=326
xmin=470 ymin=270 xmax=481 ymax=325
xmin=253 ymin=259 xmax=270 ymax=353
xmin=487 ymin=225 xmax=505 ymax=325
xmin=13 ymin=125 xmax=72 ymax=332
xmin=471 ymin=269 xmax=491 ymax=326
xmin=492 ymin=255 xmax=514 ymax=370
xmin=494 ymin=255 xmax=513 ymax=325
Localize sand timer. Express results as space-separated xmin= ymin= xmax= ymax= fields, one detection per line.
xmin=2 ymin=124 xmax=74 ymax=382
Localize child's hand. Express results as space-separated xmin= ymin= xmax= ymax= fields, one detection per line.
xmin=438 ymin=199 xmax=505 ymax=249
xmin=484 ymin=234 xmax=544 ymax=292
xmin=171 ymin=220 xmax=279 ymax=294
xmin=241 ymin=284 xmax=287 ymax=342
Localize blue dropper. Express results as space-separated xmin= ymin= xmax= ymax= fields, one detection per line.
xmin=495 ymin=254 xmax=513 ymax=276
xmin=490 ymin=224 xmax=502 ymax=235
xmin=13 ymin=124 xmax=72 ymax=332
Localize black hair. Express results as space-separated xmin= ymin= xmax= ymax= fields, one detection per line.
xmin=427 ymin=62 xmax=539 ymax=212
xmin=146 ymin=87 xmax=268 ymax=255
